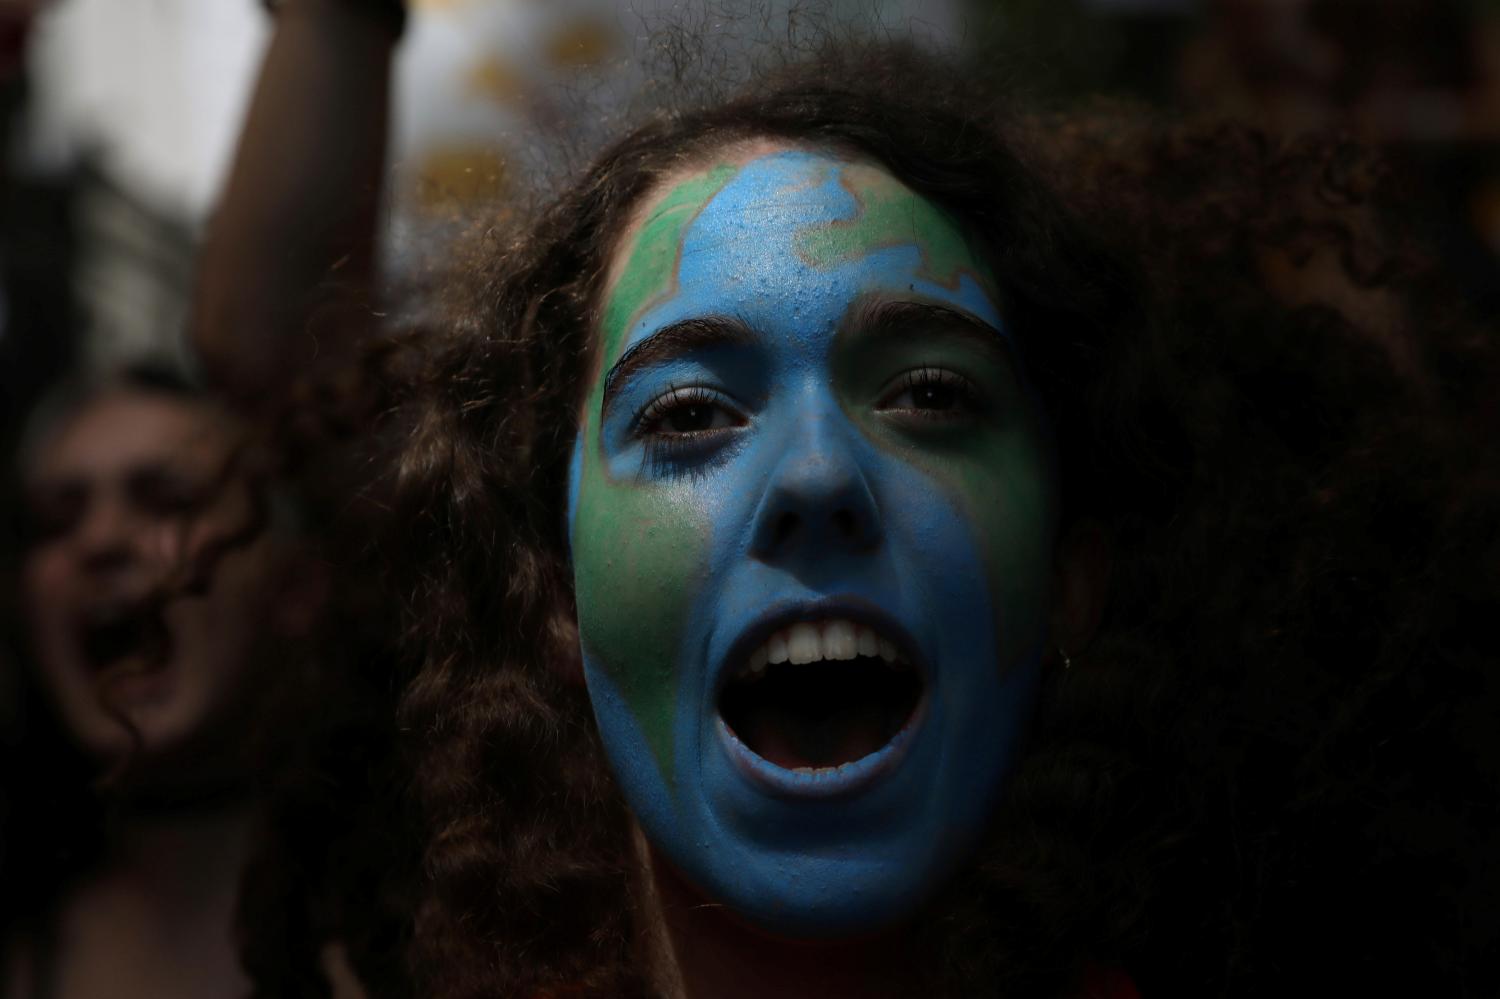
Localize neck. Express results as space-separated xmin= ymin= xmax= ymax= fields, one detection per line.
xmin=15 ymin=788 xmax=260 ymax=998
xmin=95 ymin=790 xmax=258 ymax=916
xmin=639 ymin=838 xmax=916 ymax=999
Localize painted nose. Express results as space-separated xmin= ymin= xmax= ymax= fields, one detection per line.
xmin=749 ymin=413 xmax=881 ymax=562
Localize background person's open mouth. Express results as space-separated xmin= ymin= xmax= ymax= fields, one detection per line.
xmin=77 ymin=599 xmax=171 ymax=676
xmin=718 ymin=618 xmax=923 ymax=772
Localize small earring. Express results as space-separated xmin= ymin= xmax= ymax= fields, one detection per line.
xmin=1058 ymin=645 xmax=1072 ymax=670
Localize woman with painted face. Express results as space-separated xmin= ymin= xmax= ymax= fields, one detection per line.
xmin=400 ymin=69 xmax=1500 ymax=999
xmin=196 ymin=8 xmax=1499 ymax=997
xmin=565 ymin=143 xmax=1079 ymax=937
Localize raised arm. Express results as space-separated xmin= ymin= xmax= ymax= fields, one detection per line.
xmin=192 ymin=0 xmax=403 ymax=409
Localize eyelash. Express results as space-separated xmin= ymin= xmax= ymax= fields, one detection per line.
xmin=632 ymin=384 xmax=744 ymax=475
xmin=876 ymin=366 xmax=984 ymax=421
xmin=625 ymin=366 xmax=980 ymax=477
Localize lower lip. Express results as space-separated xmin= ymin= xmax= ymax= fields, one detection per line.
xmin=717 ymin=698 xmax=927 ymax=799
xmin=93 ymin=658 xmax=173 ymax=703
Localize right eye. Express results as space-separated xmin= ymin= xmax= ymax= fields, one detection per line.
xmin=24 ymin=508 xmax=80 ymax=545
xmin=636 ymin=386 xmax=744 ymax=438
xmin=874 ymin=366 xmax=984 ymax=424
xmin=136 ymin=476 xmax=210 ymax=518
xmin=632 ymin=385 xmax=747 ymax=476
xmin=21 ymin=488 xmax=85 ymax=546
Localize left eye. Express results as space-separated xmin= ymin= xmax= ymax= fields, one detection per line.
xmin=637 ymin=387 xmax=743 ymax=437
xmin=876 ymin=367 xmax=981 ymax=418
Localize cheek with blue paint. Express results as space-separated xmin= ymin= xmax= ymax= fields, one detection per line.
xmin=567 ymin=146 xmax=1057 ymax=936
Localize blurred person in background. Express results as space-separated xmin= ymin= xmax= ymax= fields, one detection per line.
xmin=0 ymin=366 xmax=379 ymax=999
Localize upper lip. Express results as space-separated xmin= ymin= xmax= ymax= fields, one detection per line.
xmin=712 ymin=595 xmax=929 ymax=705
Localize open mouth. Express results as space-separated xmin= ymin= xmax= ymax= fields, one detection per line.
xmin=76 ymin=599 xmax=171 ymax=675
xmin=718 ymin=617 xmax=923 ymax=773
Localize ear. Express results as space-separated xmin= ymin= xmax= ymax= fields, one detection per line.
xmin=1050 ymin=519 xmax=1112 ymax=658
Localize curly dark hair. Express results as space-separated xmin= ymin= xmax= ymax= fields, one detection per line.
xmin=384 ymin=39 xmax=1499 ymax=999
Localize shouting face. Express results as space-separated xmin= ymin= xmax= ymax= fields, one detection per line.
xmin=21 ymin=387 xmax=293 ymax=786
xmin=568 ymin=143 xmax=1058 ymax=935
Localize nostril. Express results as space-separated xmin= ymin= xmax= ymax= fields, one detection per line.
xmin=771 ymin=512 xmax=798 ymax=550
xmin=749 ymin=448 xmax=883 ymax=561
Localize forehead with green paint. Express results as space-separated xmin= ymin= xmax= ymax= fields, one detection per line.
xmin=796 ymin=160 xmax=997 ymax=294
xmin=596 ymin=145 xmax=998 ymax=371
xmin=597 ymin=160 xmax=743 ymax=370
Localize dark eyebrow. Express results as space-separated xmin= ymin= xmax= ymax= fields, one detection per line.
xmin=601 ymin=316 xmax=757 ymax=414
xmin=126 ymin=463 xmax=210 ymax=499
xmin=852 ymin=299 xmax=1015 ymax=365
xmin=23 ymin=476 xmax=86 ymax=508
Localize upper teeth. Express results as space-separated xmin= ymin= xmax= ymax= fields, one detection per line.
xmin=741 ymin=618 xmax=903 ymax=678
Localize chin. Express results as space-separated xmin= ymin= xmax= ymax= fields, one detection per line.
xmin=588 ymin=646 xmax=1039 ymax=939
xmin=71 ymin=693 xmax=231 ymax=785
xmin=707 ymin=845 xmax=955 ymax=939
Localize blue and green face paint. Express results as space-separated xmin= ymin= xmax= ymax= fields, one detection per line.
xmin=567 ymin=146 xmax=1057 ymax=936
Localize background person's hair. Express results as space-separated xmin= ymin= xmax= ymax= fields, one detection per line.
xmin=379 ymin=38 xmax=1498 ymax=999
xmin=14 ymin=364 xmax=202 ymax=468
